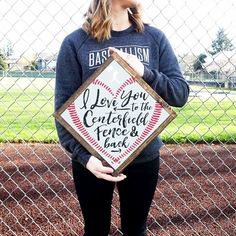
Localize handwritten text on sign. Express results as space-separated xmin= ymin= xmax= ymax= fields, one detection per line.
xmin=61 ymin=60 xmax=170 ymax=170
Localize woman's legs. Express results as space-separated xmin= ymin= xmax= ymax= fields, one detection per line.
xmin=117 ymin=158 xmax=159 ymax=236
xmin=72 ymin=161 xmax=115 ymax=236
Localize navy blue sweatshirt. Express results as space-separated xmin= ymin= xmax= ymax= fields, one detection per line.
xmin=55 ymin=24 xmax=189 ymax=167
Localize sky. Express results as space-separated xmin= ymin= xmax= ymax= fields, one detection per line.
xmin=0 ymin=0 xmax=236 ymax=57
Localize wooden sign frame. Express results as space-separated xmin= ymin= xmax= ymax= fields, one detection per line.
xmin=54 ymin=52 xmax=177 ymax=175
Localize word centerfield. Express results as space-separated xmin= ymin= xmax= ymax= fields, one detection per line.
xmin=54 ymin=52 xmax=176 ymax=175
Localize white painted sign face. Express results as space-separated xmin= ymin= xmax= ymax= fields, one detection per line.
xmin=54 ymin=53 xmax=176 ymax=175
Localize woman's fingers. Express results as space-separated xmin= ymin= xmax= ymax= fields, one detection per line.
xmin=95 ymin=166 xmax=127 ymax=181
xmin=109 ymin=47 xmax=144 ymax=77
xmin=109 ymin=47 xmax=129 ymax=61
xmin=99 ymin=166 xmax=114 ymax=174
xmin=86 ymin=156 xmax=127 ymax=182
xmin=109 ymin=47 xmax=120 ymax=54
xmin=98 ymin=172 xmax=127 ymax=182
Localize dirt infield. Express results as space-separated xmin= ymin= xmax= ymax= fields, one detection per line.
xmin=1 ymin=143 xmax=235 ymax=236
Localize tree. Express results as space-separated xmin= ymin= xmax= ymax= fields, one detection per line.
xmin=0 ymin=41 xmax=14 ymax=70
xmin=210 ymin=28 xmax=234 ymax=55
xmin=0 ymin=51 xmax=7 ymax=70
xmin=30 ymin=60 xmax=38 ymax=71
xmin=3 ymin=40 xmax=14 ymax=58
xmin=193 ymin=53 xmax=207 ymax=71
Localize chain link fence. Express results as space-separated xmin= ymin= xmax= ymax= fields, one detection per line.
xmin=1 ymin=0 xmax=236 ymax=235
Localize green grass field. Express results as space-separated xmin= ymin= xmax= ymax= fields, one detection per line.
xmin=162 ymin=96 xmax=236 ymax=143
xmin=0 ymin=85 xmax=236 ymax=143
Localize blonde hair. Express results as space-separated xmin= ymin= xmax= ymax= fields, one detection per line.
xmin=83 ymin=0 xmax=144 ymax=42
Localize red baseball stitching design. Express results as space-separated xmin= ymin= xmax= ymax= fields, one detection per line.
xmin=67 ymin=103 xmax=114 ymax=160
xmin=115 ymin=77 xmax=135 ymax=98
xmin=93 ymin=79 xmax=114 ymax=96
xmin=116 ymin=103 xmax=163 ymax=161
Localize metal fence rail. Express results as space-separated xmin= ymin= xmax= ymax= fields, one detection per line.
xmin=1 ymin=0 xmax=236 ymax=235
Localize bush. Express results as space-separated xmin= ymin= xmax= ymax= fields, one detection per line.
xmin=0 ymin=55 xmax=7 ymax=70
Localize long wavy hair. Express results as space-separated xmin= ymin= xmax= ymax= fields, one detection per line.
xmin=83 ymin=0 xmax=144 ymax=41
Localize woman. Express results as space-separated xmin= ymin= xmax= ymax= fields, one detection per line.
xmin=55 ymin=0 xmax=189 ymax=235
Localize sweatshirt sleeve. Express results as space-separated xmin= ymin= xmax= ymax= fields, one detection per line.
xmin=143 ymin=33 xmax=189 ymax=107
xmin=55 ymin=37 xmax=91 ymax=167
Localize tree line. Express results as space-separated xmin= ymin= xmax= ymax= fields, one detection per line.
xmin=1 ymin=28 xmax=234 ymax=72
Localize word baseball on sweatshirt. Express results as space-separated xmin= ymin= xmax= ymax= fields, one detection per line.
xmin=88 ymin=46 xmax=150 ymax=69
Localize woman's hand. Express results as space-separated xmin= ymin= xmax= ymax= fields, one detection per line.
xmin=86 ymin=156 xmax=127 ymax=182
xmin=109 ymin=47 xmax=144 ymax=77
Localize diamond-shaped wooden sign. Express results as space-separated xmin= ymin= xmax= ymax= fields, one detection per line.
xmin=54 ymin=52 xmax=176 ymax=175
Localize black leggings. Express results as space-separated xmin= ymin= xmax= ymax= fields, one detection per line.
xmin=72 ymin=158 xmax=159 ymax=236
